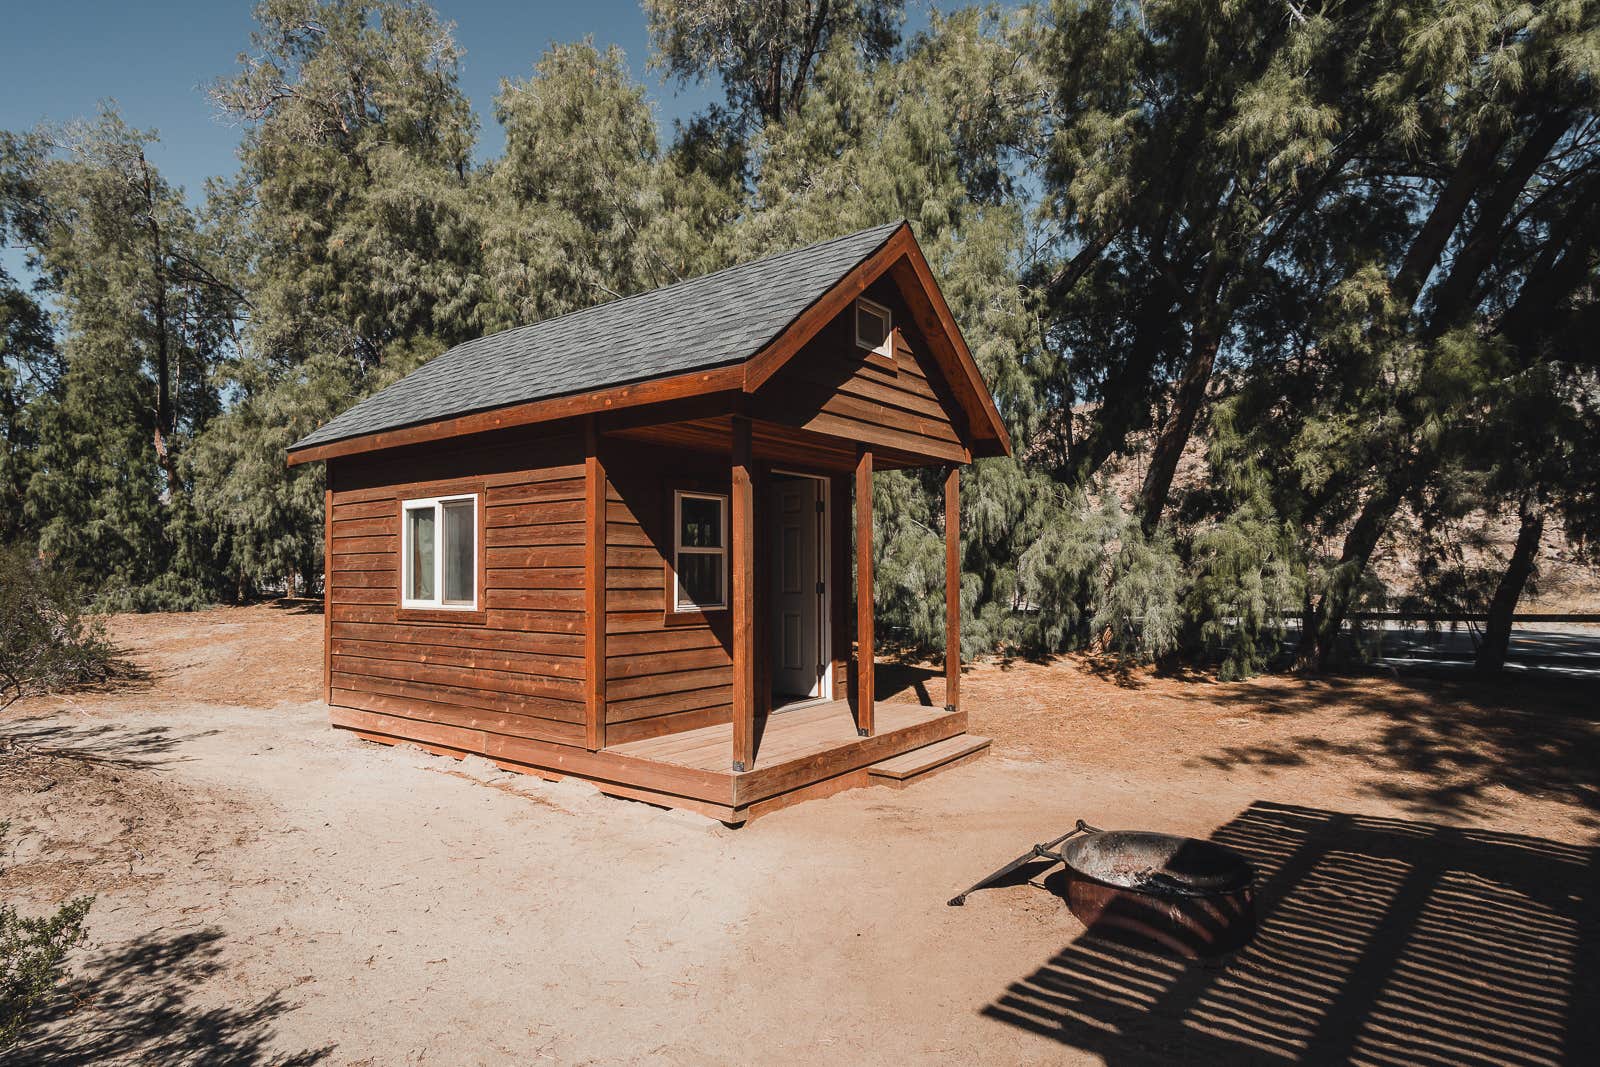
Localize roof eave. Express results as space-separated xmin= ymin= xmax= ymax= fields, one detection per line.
xmin=285 ymin=363 xmax=747 ymax=466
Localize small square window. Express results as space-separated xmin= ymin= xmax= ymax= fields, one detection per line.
xmin=673 ymin=490 xmax=728 ymax=612
xmin=401 ymin=494 xmax=477 ymax=610
xmin=855 ymin=297 xmax=892 ymax=356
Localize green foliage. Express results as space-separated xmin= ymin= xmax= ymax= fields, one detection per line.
xmin=1011 ymin=487 xmax=1183 ymax=660
xmin=0 ymin=132 xmax=58 ymax=547
xmin=1092 ymin=522 xmax=1181 ymax=660
xmin=0 ymin=821 xmax=92 ymax=1051
xmin=0 ymin=0 xmax=1595 ymax=680
xmin=645 ymin=0 xmax=905 ymax=129
xmin=1016 ymin=485 xmax=1114 ymax=651
xmin=1185 ymin=506 xmax=1304 ymax=680
xmin=871 ymin=469 xmax=946 ymax=649
xmin=13 ymin=110 xmax=239 ymax=607
xmin=211 ymin=0 xmax=480 ymax=368
xmin=480 ymin=40 xmax=687 ymax=327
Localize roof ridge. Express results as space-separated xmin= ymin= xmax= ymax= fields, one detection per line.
xmin=461 ymin=219 xmax=906 ymax=354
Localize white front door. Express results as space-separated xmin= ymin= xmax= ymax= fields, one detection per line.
xmin=769 ymin=474 xmax=825 ymax=702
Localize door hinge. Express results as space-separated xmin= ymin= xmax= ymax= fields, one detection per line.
xmin=816 ymin=580 xmax=825 ymax=595
xmin=816 ymin=499 xmax=825 ymax=513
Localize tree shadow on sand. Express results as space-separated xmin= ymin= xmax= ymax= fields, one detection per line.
xmin=1 ymin=717 xmax=217 ymax=774
xmin=982 ymin=801 xmax=1599 ymax=1065
xmin=1181 ymin=674 xmax=1600 ymax=821
xmin=13 ymin=927 xmax=332 ymax=1065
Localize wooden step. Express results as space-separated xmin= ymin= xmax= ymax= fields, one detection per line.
xmin=868 ymin=734 xmax=990 ymax=787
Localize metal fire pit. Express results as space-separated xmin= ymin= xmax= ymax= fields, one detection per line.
xmin=1059 ymin=830 xmax=1256 ymax=957
xmin=948 ymin=822 xmax=1256 ymax=958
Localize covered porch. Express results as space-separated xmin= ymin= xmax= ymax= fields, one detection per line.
xmin=595 ymin=404 xmax=967 ymax=776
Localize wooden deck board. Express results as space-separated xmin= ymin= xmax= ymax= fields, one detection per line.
xmin=609 ymin=699 xmax=946 ymax=771
xmin=868 ymin=734 xmax=990 ymax=780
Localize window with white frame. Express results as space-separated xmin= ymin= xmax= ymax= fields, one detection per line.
xmin=401 ymin=494 xmax=478 ymax=609
xmin=673 ymin=490 xmax=728 ymax=612
xmin=855 ymin=297 xmax=892 ymax=356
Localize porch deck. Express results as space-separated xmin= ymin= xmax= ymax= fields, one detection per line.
xmin=332 ymin=697 xmax=967 ymax=825
xmin=604 ymin=699 xmax=967 ymax=823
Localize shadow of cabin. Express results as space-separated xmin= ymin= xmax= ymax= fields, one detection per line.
xmin=983 ymin=801 xmax=1599 ymax=1065
xmin=601 ymin=438 xmax=738 ymax=745
xmin=867 ymin=659 xmax=943 ymax=706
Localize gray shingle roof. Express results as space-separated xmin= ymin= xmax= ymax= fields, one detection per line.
xmin=290 ymin=220 xmax=905 ymax=452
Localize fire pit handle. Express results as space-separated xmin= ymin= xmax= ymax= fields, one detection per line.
xmin=947 ymin=820 xmax=1103 ymax=906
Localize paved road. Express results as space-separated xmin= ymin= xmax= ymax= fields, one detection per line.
xmin=1286 ymin=623 xmax=1600 ymax=678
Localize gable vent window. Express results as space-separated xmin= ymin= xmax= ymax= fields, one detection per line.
xmin=401 ymin=494 xmax=478 ymax=609
xmin=855 ymin=297 xmax=892 ymax=356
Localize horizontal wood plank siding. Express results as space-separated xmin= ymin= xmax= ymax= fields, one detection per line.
xmin=602 ymin=442 xmax=735 ymax=738
xmin=325 ymin=430 xmax=588 ymax=749
xmin=756 ymin=309 xmax=969 ymax=463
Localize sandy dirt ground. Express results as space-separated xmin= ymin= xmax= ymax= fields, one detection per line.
xmin=2 ymin=603 xmax=1596 ymax=1065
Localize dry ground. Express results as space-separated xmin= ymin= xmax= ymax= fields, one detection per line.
xmin=2 ymin=604 xmax=1596 ymax=1065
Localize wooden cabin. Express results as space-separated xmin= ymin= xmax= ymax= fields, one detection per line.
xmin=286 ymin=221 xmax=1012 ymax=824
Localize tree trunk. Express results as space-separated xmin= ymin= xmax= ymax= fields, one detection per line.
xmin=1300 ymin=478 xmax=1404 ymax=672
xmin=1424 ymin=112 xmax=1572 ymax=340
xmin=1069 ymin=287 xmax=1177 ymax=486
xmin=1391 ymin=124 xmax=1508 ymax=310
xmin=1138 ymin=324 xmax=1218 ymax=533
xmin=1475 ymin=498 xmax=1544 ymax=673
xmin=138 ymin=150 xmax=179 ymax=494
xmin=1498 ymin=174 xmax=1600 ymax=356
xmin=786 ymin=0 xmax=829 ymax=116
xmin=1299 ymin=122 xmax=1534 ymax=669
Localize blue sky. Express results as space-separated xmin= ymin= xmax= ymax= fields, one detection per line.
xmin=1 ymin=1 xmax=965 ymax=287
xmin=1 ymin=1 xmax=730 ymax=202
xmin=1 ymin=1 xmax=965 ymax=201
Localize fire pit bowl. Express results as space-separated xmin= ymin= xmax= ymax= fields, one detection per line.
xmin=1059 ymin=831 xmax=1256 ymax=957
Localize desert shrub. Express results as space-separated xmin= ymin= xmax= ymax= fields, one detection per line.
xmin=90 ymin=573 xmax=218 ymax=614
xmin=1016 ymin=488 xmax=1183 ymax=660
xmin=0 ymin=822 xmax=92 ymax=1051
xmin=0 ymin=545 xmax=126 ymax=709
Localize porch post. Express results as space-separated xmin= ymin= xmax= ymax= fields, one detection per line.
xmin=322 ymin=485 xmax=333 ymax=706
xmin=583 ymin=416 xmax=607 ymax=751
xmin=731 ymin=415 xmax=756 ymax=771
xmin=855 ymin=446 xmax=875 ymax=736
xmin=944 ymin=465 xmax=960 ymax=712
